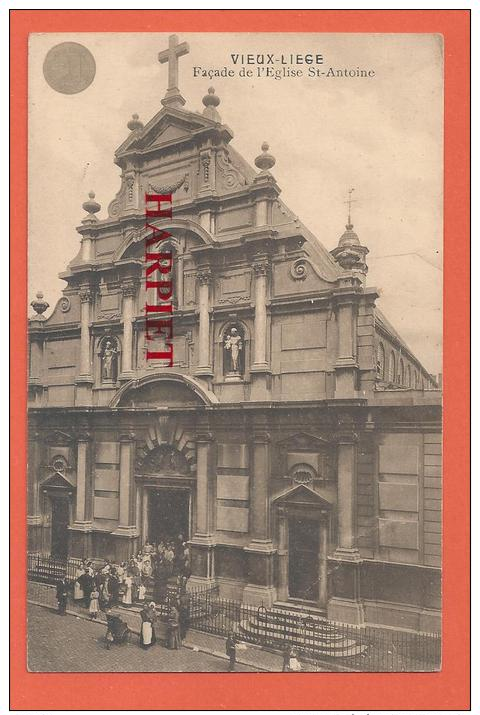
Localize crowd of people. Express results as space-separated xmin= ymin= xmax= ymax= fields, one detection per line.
xmin=71 ymin=535 xmax=190 ymax=613
xmin=57 ymin=535 xmax=191 ymax=651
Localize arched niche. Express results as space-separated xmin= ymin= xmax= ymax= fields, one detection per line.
xmin=110 ymin=372 xmax=219 ymax=408
xmin=96 ymin=335 xmax=121 ymax=385
xmin=214 ymin=318 xmax=251 ymax=383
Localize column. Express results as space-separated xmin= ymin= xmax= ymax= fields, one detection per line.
xmin=250 ymin=431 xmax=271 ymax=543
xmin=27 ymin=432 xmax=43 ymax=551
xmin=194 ymin=437 xmax=212 ymax=536
xmin=114 ymin=434 xmax=137 ymax=534
xmin=176 ymin=254 xmax=184 ymax=309
xmin=335 ymin=440 xmax=358 ymax=555
xmin=195 ymin=268 xmax=212 ymax=375
xmin=318 ymin=518 xmax=329 ymax=607
xmin=189 ymin=433 xmax=215 ymax=589
xmin=328 ymin=435 xmax=364 ymax=624
xmin=74 ymin=433 xmax=92 ymax=525
xmin=334 ymin=294 xmax=358 ymax=398
xmin=78 ymin=287 xmax=93 ymax=377
xmin=277 ymin=505 xmax=289 ymax=602
xmin=121 ymin=280 xmax=137 ymax=377
xmin=243 ymin=429 xmax=276 ymax=606
xmin=251 ymin=259 xmax=269 ymax=370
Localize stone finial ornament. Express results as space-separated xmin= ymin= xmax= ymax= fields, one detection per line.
xmin=202 ymin=87 xmax=221 ymax=122
xmin=82 ymin=190 xmax=101 ymax=216
xmin=254 ymin=142 xmax=276 ymax=172
xmin=30 ymin=291 xmax=49 ymax=319
xmin=127 ymin=113 xmax=144 ymax=132
xmin=331 ymin=189 xmax=369 ymax=272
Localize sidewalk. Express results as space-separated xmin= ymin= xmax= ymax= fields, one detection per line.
xmin=27 ymin=582 xmax=321 ymax=672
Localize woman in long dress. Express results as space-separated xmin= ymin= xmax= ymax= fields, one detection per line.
xmin=73 ymin=565 xmax=85 ymax=601
xmin=139 ymin=602 xmax=157 ymax=649
xmin=167 ymin=605 xmax=181 ymax=650
xmin=89 ymin=588 xmax=100 ymax=619
xmin=122 ymin=575 xmax=133 ymax=605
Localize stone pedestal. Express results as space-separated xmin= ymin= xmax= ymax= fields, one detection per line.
xmin=327 ymin=596 xmax=365 ymax=625
xmin=327 ymin=556 xmax=364 ymax=625
xmin=69 ymin=522 xmax=93 ymax=559
xmin=189 ymin=535 xmax=216 ymax=588
xmin=243 ymin=543 xmax=277 ymax=606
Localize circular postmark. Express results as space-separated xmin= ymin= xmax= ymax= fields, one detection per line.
xmin=43 ymin=42 xmax=96 ymax=95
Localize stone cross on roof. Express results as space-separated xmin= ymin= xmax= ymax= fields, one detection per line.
xmin=158 ymin=34 xmax=189 ymax=108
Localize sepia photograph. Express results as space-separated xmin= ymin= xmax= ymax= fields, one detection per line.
xmin=26 ymin=30 xmax=443 ymax=674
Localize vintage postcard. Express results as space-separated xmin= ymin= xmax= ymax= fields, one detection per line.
xmin=10 ymin=9 xmax=470 ymax=713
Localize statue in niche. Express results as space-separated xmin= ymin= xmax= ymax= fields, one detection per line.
xmin=223 ymin=325 xmax=244 ymax=378
xmin=101 ymin=339 xmax=118 ymax=382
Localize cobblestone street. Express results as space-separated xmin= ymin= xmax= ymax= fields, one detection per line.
xmin=27 ymin=604 xmax=256 ymax=672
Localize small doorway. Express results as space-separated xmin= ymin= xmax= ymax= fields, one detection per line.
xmin=288 ymin=514 xmax=320 ymax=602
xmin=51 ymin=497 xmax=70 ymax=559
xmin=148 ymin=488 xmax=190 ymax=544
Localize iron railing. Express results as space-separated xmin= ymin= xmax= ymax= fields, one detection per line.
xmin=27 ymin=552 xmax=83 ymax=583
xmin=27 ymin=563 xmax=441 ymax=672
xmin=183 ymin=593 xmax=441 ymax=672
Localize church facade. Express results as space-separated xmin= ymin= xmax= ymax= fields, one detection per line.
xmin=27 ymin=36 xmax=441 ymax=632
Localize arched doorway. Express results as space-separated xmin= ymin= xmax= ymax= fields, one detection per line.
xmin=136 ymin=444 xmax=195 ymax=546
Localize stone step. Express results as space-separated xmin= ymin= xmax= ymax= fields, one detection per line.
xmin=255 ymin=612 xmax=342 ymax=637
xmin=238 ymin=619 xmax=366 ymax=657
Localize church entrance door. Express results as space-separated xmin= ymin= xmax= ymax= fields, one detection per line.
xmin=51 ymin=496 xmax=69 ymax=559
xmin=148 ymin=487 xmax=190 ymax=545
xmin=288 ymin=514 xmax=320 ymax=602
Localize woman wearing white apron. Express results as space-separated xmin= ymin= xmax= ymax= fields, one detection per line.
xmin=73 ymin=565 xmax=85 ymax=601
xmin=123 ymin=575 xmax=133 ymax=605
xmin=140 ymin=602 xmax=157 ymax=649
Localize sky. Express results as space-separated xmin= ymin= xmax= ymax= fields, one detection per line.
xmin=28 ymin=32 xmax=443 ymax=374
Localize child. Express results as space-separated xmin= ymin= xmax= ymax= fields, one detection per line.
xmin=89 ymin=587 xmax=100 ymax=619
xmin=138 ymin=579 xmax=146 ymax=603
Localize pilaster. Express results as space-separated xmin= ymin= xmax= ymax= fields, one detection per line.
xmin=243 ymin=425 xmax=276 ymax=606
xmin=119 ymin=278 xmax=138 ymax=380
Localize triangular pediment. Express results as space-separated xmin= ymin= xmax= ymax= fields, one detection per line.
xmin=276 ymin=432 xmax=331 ymax=449
xmin=273 ymin=483 xmax=332 ymax=509
xmin=116 ymin=107 xmax=226 ymax=157
xmin=41 ymin=473 xmax=75 ymax=490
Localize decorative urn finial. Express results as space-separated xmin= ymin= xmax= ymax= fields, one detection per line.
xmin=82 ymin=190 xmax=101 ymax=216
xmin=30 ymin=291 xmax=49 ymax=320
xmin=202 ymin=87 xmax=221 ymax=121
xmin=254 ymin=142 xmax=276 ymax=172
xmin=127 ymin=113 xmax=144 ymax=132
xmin=331 ymin=189 xmax=369 ymax=273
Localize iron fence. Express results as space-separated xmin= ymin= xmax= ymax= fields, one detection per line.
xmin=27 ymin=552 xmax=83 ymax=583
xmin=184 ymin=593 xmax=441 ymax=672
xmin=26 ymin=565 xmax=441 ymax=672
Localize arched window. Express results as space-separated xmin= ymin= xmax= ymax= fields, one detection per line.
xmin=376 ymin=343 xmax=385 ymax=380
xmin=388 ymin=350 xmax=396 ymax=383
xmin=399 ymin=357 xmax=405 ymax=385
xmin=406 ymin=364 xmax=412 ymax=388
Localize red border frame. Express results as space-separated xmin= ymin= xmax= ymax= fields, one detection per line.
xmin=10 ymin=9 xmax=470 ymax=711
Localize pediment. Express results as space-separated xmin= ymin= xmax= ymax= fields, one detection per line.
xmin=273 ymin=484 xmax=332 ymax=509
xmin=41 ymin=473 xmax=75 ymax=490
xmin=117 ymin=108 xmax=219 ymax=156
xmin=276 ymin=432 xmax=331 ymax=449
